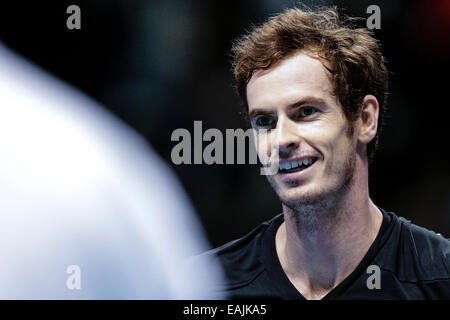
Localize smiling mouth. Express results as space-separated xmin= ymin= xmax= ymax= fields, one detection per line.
xmin=278 ymin=157 xmax=318 ymax=174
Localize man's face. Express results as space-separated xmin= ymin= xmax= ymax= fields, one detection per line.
xmin=247 ymin=52 xmax=358 ymax=208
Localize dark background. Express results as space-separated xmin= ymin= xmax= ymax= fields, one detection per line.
xmin=1 ymin=0 xmax=450 ymax=247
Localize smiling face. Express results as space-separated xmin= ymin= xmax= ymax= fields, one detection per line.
xmin=247 ymin=52 xmax=359 ymax=208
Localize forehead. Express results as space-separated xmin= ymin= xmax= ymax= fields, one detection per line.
xmin=246 ymin=52 xmax=334 ymax=109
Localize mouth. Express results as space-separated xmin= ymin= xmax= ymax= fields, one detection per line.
xmin=278 ymin=157 xmax=318 ymax=174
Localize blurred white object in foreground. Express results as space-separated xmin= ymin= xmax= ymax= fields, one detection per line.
xmin=0 ymin=44 xmax=223 ymax=299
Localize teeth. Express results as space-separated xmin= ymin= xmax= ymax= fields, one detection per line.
xmin=280 ymin=162 xmax=289 ymax=170
xmin=279 ymin=157 xmax=315 ymax=171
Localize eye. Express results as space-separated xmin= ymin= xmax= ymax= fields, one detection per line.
xmin=254 ymin=115 xmax=276 ymax=128
xmin=298 ymin=106 xmax=318 ymax=118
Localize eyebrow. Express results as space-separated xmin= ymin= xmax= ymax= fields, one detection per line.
xmin=248 ymin=96 xmax=327 ymax=118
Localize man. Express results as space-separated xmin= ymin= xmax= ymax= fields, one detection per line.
xmin=202 ymin=7 xmax=450 ymax=299
xmin=0 ymin=43 xmax=223 ymax=299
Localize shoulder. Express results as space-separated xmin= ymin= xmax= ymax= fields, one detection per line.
xmin=196 ymin=214 xmax=283 ymax=291
xmin=400 ymin=216 xmax=450 ymax=278
xmin=378 ymin=211 xmax=450 ymax=283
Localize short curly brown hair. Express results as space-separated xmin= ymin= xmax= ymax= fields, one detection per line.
xmin=231 ymin=6 xmax=389 ymax=161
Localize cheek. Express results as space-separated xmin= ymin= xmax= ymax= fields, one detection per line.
xmin=328 ymin=133 xmax=355 ymax=166
xmin=255 ymin=131 xmax=277 ymax=163
xmin=257 ymin=135 xmax=270 ymax=154
xmin=304 ymin=122 xmax=352 ymax=161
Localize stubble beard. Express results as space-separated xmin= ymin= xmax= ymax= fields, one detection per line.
xmin=267 ymin=149 xmax=357 ymax=234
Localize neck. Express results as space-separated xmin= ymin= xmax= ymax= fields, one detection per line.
xmin=276 ymin=155 xmax=383 ymax=299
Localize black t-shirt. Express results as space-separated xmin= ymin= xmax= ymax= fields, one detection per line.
xmin=202 ymin=208 xmax=450 ymax=299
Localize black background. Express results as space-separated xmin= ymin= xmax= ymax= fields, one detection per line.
xmin=1 ymin=0 xmax=450 ymax=247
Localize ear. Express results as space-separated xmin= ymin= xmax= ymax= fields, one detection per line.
xmin=358 ymin=95 xmax=379 ymax=145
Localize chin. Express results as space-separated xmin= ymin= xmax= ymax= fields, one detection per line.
xmin=277 ymin=185 xmax=325 ymax=207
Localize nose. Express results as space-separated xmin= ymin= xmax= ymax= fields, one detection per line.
xmin=276 ymin=115 xmax=300 ymax=159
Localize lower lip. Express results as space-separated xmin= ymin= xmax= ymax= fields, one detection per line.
xmin=277 ymin=160 xmax=317 ymax=181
